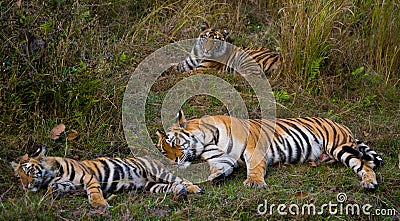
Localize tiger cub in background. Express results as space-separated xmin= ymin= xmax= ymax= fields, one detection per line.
xmin=11 ymin=146 xmax=204 ymax=208
xmin=178 ymin=23 xmax=282 ymax=76
xmin=156 ymin=110 xmax=384 ymax=190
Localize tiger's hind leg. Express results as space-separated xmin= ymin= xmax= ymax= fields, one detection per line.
xmin=82 ymin=175 xmax=109 ymax=208
xmin=332 ymin=144 xmax=379 ymax=190
xmin=242 ymin=148 xmax=268 ymax=188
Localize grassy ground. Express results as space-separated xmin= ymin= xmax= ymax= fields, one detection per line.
xmin=1 ymin=0 xmax=399 ymax=220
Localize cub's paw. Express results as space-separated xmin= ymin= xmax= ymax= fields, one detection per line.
xmin=173 ymin=184 xmax=188 ymax=200
xmin=48 ymin=183 xmax=65 ymax=198
xmin=243 ymin=178 xmax=267 ymax=188
xmin=360 ymin=181 xmax=378 ymax=191
xmin=90 ymin=195 xmax=110 ymax=208
xmin=186 ymin=184 xmax=205 ymax=194
xmin=207 ymin=172 xmax=225 ymax=183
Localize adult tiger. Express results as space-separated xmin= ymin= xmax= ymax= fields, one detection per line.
xmin=178 ymin=23 xmax=282 ymax=76
xmin=156 ymin=110 xmax=384 ymax=190
xmin=11 ymin=146 xmax=204 ymax=208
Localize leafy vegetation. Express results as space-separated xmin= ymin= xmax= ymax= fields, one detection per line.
xmin=1 ymin=0 xmax=399 ymax=220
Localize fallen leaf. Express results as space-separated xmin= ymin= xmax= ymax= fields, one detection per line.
xmin=362 ymin=131 xmax=369 ymax=137
xmin=309 ymin=162 xmax=317 ymax=167
xmin=67 ymin=129 xmax=78 ymax=140
xmin=16 ymin=0 xmax=22 ymax=7
xmin=295 ymin=191 xmax=308 ymax=198
xmin=50 ymin=124 xmax=65 ymax=140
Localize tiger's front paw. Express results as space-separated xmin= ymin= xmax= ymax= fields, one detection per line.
xmin=90 ymin=195 xmax=110 ymax=208
xmin=360 ymin=181 xmax=378 ymax=191
xmin=173 ymin=184 xmax=188 ymax=200
xmin=243 ymin=178 xmax=267 ymax=188
xmin=186 ymin=184 xmax=205 ymax=194
xmin=207 ymin=172 xmax=225 ymax=182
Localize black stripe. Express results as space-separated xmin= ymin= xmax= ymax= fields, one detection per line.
xmin=115 ymin=158 xmax=132 ymax=180
xmin=202 ymin=146 xmax=221 ymax=153
xmin=86 ymin=175 xmax=94 ymax=186
xmin=275 ymin=139 xmax=286 ymax=163
xmin=80 ymin=173 xmax=85 ymax=184
xmin=54 ymin=161 xmax=63 ymax=177
xmin=342 ymin=145 xmax=361 ymax=158
xmin=284 ymin=120 xmax=314 ymax=162
xmin=65 ymin=160 xmax=70 ymax=178
xmin=275 ymin=122 xmax=293 ymax=162
xmin=134 ymin=158 xmax=149 ymax=179
xmin=356 ymin=161 xmax=364 ymax=173
xmin=344 ymin=155 xmax=357 ymax=167
xmin=218 ymin=159 xmax=236 ymax=167
xmin=98 ymin=159 xmax=110 ymax=190
xmin=92 ymin=162 xmax=102 ymax=185
xmin=68 ymin=161 xmax=76 ymax=182
xmin=109 ymin=159 xmax=123 ymax=192
xmin=313 ymin=118 xmax=330 ymax=153
xmin=203 ymin=153 xmax=225 ymax=160
xmin=145 ymin=181 xmax=156 ymax=191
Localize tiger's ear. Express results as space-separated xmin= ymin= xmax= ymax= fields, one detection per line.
xmin=156 ymin=129 xmax=166 ymax=138
xmin=200 ymin=22 xmax=209 ymax=31
xmin=30 ymin=146 xmax=46 ymax=162
xmin=222 ymin=29 xmax=230 ymax=38
xmin=176 ymin=110 xmax=187 ymax=128
xmin=10 ymin=161 xmax=20 ymax=172
xmin=10 ymin=161 xmax=21 ymax=178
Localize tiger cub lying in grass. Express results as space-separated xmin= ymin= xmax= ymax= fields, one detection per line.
xmin=11 ymin=146 xmax=204 ymax=208
xmin=178 ymin=23 xmax=282 ymax=76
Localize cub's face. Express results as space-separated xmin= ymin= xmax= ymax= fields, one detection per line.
xmin=195 ymin=26 xmax=229 ymax=58
xmin=11 ymin=154 xmax=45 ymax=192
xmin=11 ymin=147 xmax=48 ymax=192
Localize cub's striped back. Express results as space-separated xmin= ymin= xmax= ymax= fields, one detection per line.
xmin=11 ymin=146 xmax=204 ymax=208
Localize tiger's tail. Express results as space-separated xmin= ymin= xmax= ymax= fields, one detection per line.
xmin=332 ymin=141 xmax=383 ymax=190
xmin=355 ymin=139 xmax=385 ymax=170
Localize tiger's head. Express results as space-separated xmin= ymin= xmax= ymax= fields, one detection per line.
xmin=11 ymin=146 xmax=53 ymax=192
xmin=156 ymin=110 xmax=204 ymax=168
xmin=193 ymin=23 xmax=230 ymax=58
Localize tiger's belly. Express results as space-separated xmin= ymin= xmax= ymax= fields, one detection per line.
xmin=264 ymin=136 xmax=323 ymax=166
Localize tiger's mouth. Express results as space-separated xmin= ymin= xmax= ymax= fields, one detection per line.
xmin=200 ymin=39 xmax=224 ymax=58
xmin=20 ymin=178 xmax=39 ymax=192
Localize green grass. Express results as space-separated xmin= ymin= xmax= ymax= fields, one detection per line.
xmin=1 ymin=0 xmax=399 ymax=220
